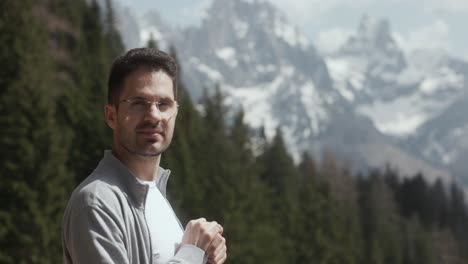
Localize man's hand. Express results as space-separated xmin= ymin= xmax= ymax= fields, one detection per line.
xmin=181 ymin=218 xmax=223 ymax=251
xmin=180 ymin=218 xmax=227 ymax=264
xmin=206 ymin=233 xmax=227 ymax=264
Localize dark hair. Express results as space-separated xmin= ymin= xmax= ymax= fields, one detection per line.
xmin=107 ymin=48 xmax=178 ymax=105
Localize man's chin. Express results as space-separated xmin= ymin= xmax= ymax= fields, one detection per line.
xmin=120 ymin=141 xmax=166 ymax=158
xmin=139 ymin=143 xmax=169 ymax=157
xmin=134 ymin=146 xmax=163 ymax=157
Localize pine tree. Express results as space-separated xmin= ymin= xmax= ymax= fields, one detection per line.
xmin=162 ymin=46 xmax=207 ymax=220
xmin=147 ymin=33 xmax=159 ymax=49
xmin=431 ymin=229 xmax=465 ymax=264
xmin=402 ymin=216 xmax=435 ymax=264
xmin=359 ymin=172 xmax=404 ymax=264
xmin=225 ymin=109 xmax=286 ymax=264
xmin=398 ymin=174 xmax=431 ymax=226
xmin=104 ymin=0 xmax=125 ymax=60
xmin=259 ymin=127 xmax=299 ymax=196
xmin=257 ymin=127 xmax=301 ymax=261
xmin=162 ymin=74 xmax=286 ymax=262
xmin=428 ymin=179 xmax=449 ymax=228
xmin=448 ymin=183 xmax=468 ymax=257
xmin=295 ymin=153 xmax=332 ymax=263
xmin=57 ymin=0 xmax=123 ymax=183
xmin=314 ymin=153 xmax=363 ymax=264
xmin=0 ymin=0 xmax=72 ymax=262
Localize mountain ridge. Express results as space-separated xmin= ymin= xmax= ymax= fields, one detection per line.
xmin=115 ymin=0 xmax=464 ymax=184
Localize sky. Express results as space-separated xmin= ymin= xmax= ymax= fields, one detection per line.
xmin=115 ymin=0 xmax=468 ymax=59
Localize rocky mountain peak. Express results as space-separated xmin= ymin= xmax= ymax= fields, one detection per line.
xmin=356 ymin=15 xmax=392 ymax=47
xmin=339 ymin=14 xmax=405 ymax=72
xmin=198 ymin=0 xmax=309 ymax=50
xmin=326 ymin=14 xmax=408 ymax=106
xmin=116 ymin=1 xmax=458 ymax=184
xmin=177 ymin=0 xmax=328 ymax=94
xmin=206 ymin=0 xmax=277 ymax=24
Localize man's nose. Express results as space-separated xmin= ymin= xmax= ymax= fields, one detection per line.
xmin=144 ymin=103 xmax=162 ymax=121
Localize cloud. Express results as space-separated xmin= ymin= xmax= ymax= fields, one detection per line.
xmin=179 ymin=0 xmax=213 ymax=23
xmin=393 ymin=19 xmax=451 ymax=53
xmin=315 ymin=27 xmax=353 ymax=54
xmin=425 ymin=0 xmax=468 ymax=14
xmin=268 ymin=0 xmax=373 ymax=26
xmin=268 ymin=0 xmax=468 ymax=29
xmin=264 ymin=0 xmax=466 ymax=59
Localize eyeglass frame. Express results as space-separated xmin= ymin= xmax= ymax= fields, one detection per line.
xmin=118 ymin=97 xmax=179 ymax=119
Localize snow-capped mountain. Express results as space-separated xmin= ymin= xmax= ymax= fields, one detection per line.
xmin=116 ymin=0 xmax=455 ymax=182
xmin=174 ymin=0 xmax=349 ymax=161
xmin=139 ymin=10 xmax=176 ymax=51
xmin=114 ymin=5 xmax=141 ymax=49
xmin=324 ymin=14 xmax=468 ymax=183
xmin=332 ymin=15 xmax=407 ymax=104
xmin=326 ymin=16 xmax=467 ymax=137
xmin=404 ymin=84 xmax=468 ymax=184
xmin=175 ymin=0 xmax=332 ymax=99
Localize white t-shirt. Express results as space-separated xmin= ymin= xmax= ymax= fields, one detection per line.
xmin=139 ymin=179 xmax=184 ymax=264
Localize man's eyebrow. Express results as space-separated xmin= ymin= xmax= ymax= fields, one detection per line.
xmin=127 ymin=95 xmax=175 ymax=101
xmin=159 ymin=96 xmax=175 ymax=101
xmin=126 ymin=96 xmax=148 ymax=100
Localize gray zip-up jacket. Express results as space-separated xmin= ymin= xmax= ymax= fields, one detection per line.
xmin=62 ymin=150 xmax=205 ymax=264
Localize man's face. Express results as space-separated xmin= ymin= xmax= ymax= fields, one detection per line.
xmin=106 ymin=68 xmax=177 ymax=158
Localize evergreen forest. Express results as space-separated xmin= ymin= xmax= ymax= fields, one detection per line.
xmin=1 ymin=0 xmax=468 ymax=263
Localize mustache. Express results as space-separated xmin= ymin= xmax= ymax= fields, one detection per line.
xmin=136 ymin=122 xmax=165 ymax=132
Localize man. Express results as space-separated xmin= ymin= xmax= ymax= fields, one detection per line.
xmin=62 ymin=48 xmax=227 ymax=264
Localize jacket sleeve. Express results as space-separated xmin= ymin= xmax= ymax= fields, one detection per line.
xmin=64 ymin=203 xmax=130 ymax=264
xmin=168 ymin=244 xmax=207 ymax=264
xmin=63 ymin=203 xmax=207 ymax=264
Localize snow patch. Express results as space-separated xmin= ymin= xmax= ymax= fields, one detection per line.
xmin=316 ymin=27 xmax=353 ymax=54
xmin=394 ymin=19 xmax=451 ymax=54
xmin=273 ymin=15 xmax=308 ymax=48
xmin=282 ymin=65 xmax=295 ymax=77
xmin=397 ymin=66 xmax=423 ymax=86
xmin=256 ymin=64 xmax=276 ymax=73
xmin=216 ymin=47 xmax=238 ymax=67
xmin=326 ymin=56 xmax=367 ymax=101
xmin=282 ymin=125 xmax=301 ymax=162
xmin=300 ymin=81 xmax=327 ymax=134
xmin=377 ymin=114 xmax=427 ymax=136
xmin=233 ymin=19 xmax=248 ymax=38
xmin=229 ymin=86 xmax=277 ymax=140
xmin=423 ymin=136 xmax=453 ymax=165
xmin=216 ymin=47 xmax=235 ymax=60
xmin=357 ymin=94 xmax=430 ymax=136
xmin=419 ymin=67 xmax=465 ymax=94
xmin=227 ymin=68 xmax=304 ymax=142
xmin=140 ymin=26 xmax=164 ymax=45
xmin=190 ymin=57 xmax=224 ymax=81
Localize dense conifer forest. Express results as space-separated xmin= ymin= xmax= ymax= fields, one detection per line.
xmin=1 ymin=0 xmax=467 ymax=263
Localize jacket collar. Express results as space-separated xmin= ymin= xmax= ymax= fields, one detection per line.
xmin=100 ymin=150 xmax=171 ymax=210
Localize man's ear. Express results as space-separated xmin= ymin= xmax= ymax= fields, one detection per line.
xmin=104 ymin=104 xmax=117 ymax=130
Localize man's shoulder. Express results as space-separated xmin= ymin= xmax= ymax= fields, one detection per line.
xmin=66 ymin=170 xmax=127 ymax=213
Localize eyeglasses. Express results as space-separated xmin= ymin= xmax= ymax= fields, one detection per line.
xmin=119 ymin=98 xmax=178 ymax=119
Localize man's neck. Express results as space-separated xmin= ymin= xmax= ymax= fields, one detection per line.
xmin=112 ymin=147 xmax=161 ymax=182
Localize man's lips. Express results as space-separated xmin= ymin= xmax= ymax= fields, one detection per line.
xmin=136 ymin=129 xmax=164 ymax=137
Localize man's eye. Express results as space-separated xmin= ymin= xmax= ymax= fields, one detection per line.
xmin=132 ymin=100 xmax=147 ymax=106
xmin=160 ymin=100 xmax=173 ymax=107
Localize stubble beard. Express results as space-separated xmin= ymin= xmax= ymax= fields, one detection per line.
xmin=119 ymin=140 xmax=162 ymax=158
xmin=117 ymin=125 xmax=168 ymax=159
xmin=115 ymin=113 xmax=174 ymax=159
